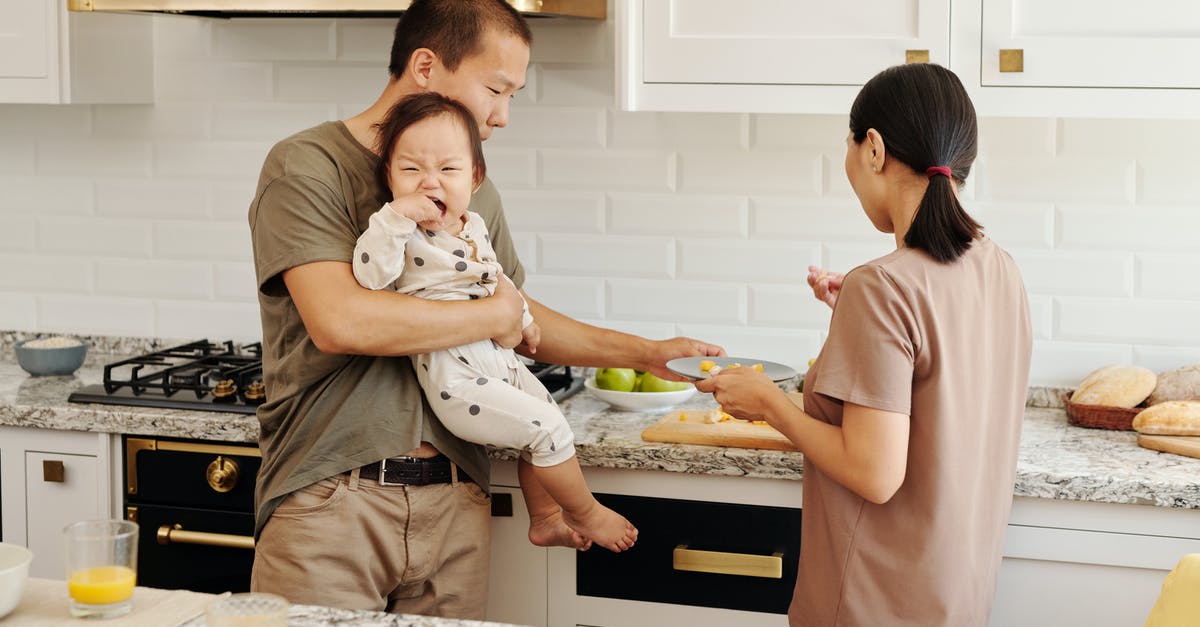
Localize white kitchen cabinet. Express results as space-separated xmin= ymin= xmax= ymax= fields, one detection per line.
xmin=486 ymin=462 xmax=548 ymax=627
xmin=989 ymin=497 xmax=1200 ymax=627
xmin=0 ymin=0 xmax=153 ymax=104
xmin=954 ymin=0 xmax=1200 ymax=118
xmin=0 ymin=426 xmax=114 ymax=578
xmin=618 ymin=0 xmax=951 ymax=114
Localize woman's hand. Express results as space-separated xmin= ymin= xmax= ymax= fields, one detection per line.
xmin=807 ymin=265 xmax=844 ymax=309
xmin=693 ymin=366 xmax=789 ymax=427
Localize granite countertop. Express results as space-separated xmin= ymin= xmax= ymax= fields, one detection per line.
xmin=2 ymin=356 xmax=1199 ymax=510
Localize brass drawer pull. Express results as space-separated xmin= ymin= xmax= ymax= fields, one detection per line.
xmin=157 ymin=524 xmax=255 ymax=550
xmin=672 ymin=545 xmax=783 ymax=579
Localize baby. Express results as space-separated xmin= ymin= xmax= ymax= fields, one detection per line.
xmin=352 ymin=92 xmax=637 ymax=553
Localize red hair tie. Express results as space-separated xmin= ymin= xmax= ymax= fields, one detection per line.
xmin=926 ymin=166 xmax=952 ymax=179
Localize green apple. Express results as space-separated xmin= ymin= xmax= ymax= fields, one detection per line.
xmin=636 ymin=372 xmax=692 ymax=393
xmin=595 ymin=368 xmax=637 ymax=392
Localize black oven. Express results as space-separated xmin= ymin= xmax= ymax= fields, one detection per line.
xmin=123 ymin=436 xmax=260 ymax=594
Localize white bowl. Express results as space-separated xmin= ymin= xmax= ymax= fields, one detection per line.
xmin=583 ymin=377 xmax=697 ymax=411
xmin=0 ymin=543 xmax=32 ymax=619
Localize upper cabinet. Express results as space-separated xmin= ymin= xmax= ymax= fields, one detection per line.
xmin=619 ymin=0 xmax=951 ymax=114
xmin=0 ymin=0 xmax=153 ymax=104
xmin=620 ymin=0 xmax=1200 ymax=118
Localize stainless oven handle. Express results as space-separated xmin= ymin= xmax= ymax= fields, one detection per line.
xmin=672 ymin=545 xmax=783 ymax=579
xmin=157 ymin=524 xmax=255 ymax=550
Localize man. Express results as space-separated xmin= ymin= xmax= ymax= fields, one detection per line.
xmin=247 ymin=0 xmax=723 ymax=618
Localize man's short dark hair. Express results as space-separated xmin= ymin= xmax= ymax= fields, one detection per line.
xmin=389 ymin=0 xmax=533 ymax=79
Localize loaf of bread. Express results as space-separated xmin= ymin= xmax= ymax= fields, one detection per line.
xmin=1147 ymin=364 xmax=1200 ymax=406
xmin=1132 ymin=401 xmax=1200 ymax=436
xmin=1070 ymin=365 xmax=1157 ymax=407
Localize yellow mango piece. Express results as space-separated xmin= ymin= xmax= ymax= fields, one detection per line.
xmin=753 ymin=363 xmax=764 ymax=372
xmin=700 ymin=359 xmax=715 ymax=372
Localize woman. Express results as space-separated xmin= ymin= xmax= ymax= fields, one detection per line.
xmin=695 ymin=63 xmax=1032 ymax=626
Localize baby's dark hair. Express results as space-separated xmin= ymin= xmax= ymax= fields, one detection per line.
xmin=374 ymin=92 xmax=487 ymax=192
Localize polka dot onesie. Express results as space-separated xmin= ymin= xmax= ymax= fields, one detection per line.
xmin=352 ymin=203 xmax=575 ymax=467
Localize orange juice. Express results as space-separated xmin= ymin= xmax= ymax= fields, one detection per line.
xmin=68 ymin=566 xmax=136 ymax=605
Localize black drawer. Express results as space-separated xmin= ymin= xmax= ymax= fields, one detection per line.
xmin=577 ymin=493 xmax=801 ymax=615
xmin=125 ymin=436 xmax=260 ymax=511
xmin=128 ymin=503 xmax=254 ymax=594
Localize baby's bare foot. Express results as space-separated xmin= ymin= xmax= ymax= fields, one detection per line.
xmin=562 ymin=502 xmax=637 ymax=552
xmin=529 ymin=509 xmax=592 ymax=550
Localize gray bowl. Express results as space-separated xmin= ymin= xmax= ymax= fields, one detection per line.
xmin=14 ymin=338 xmax=88 ymax=376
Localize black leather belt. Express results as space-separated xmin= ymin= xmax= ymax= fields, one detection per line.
xmin=356 ymin=455 xmax=472 ymax=486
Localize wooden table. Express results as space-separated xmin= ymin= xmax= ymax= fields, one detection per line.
xmin=4 ymin=577 xmax=217 ymax=626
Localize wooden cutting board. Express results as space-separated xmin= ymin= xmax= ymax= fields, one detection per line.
xmin=1137 ymin=434 xmax=1200 ymax=460
xmin=640 ymin=393 xmax=802 ymax=451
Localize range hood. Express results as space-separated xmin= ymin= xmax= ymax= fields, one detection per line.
xmin=67 ymin=0 xmax=605 ymax=19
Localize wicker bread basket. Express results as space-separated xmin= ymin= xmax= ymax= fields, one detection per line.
xmin=1063 ymin=390 xmax=1143 ymax=430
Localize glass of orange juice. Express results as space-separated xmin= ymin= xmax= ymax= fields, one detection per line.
xmin=63 ymin=520 xmax=138 ymax=619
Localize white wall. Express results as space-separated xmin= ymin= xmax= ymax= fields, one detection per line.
xmin=1 ymin=15 xmax=1198 ymax=386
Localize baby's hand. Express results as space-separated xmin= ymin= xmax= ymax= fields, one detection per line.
xmin=522 ymin=321 xmax=541 ymax=355
xmin=807 ymin=265 xmax=844 ymax=309
xmin=388 ymin=192 xmax=445 ymax=232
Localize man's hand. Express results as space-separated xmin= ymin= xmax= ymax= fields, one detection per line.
xmin=693 ymin=366 xmax=788 ymax=427
xmin=388 ymin=192 xmax=445 ymax=232
xmin=807 ymin=265 xmax=844 ymax=309
xmin=489 ymin=273 xmax=527 ymax=349
xmin=521 ymin=321 xmax=542 ymax=355
xmin=639 ymin=337 xmax=725 ymax=382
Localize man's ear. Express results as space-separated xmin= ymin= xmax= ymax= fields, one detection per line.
xmin=865 ymin=128 xmax=887 ymax=173
xmin=408 ymin=48 xmax=437 ymax=88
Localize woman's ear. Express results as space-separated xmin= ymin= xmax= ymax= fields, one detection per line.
xmin=865 ymin=128 xmax=887 ymax=174
xmin=408 ymin=48 xmax=437 ymax=89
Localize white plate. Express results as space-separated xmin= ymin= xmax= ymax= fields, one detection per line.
xmin=666 ymin=356 xmax=797 ymax=383
xmin=583 ymin=377 xmax=696 ymax=411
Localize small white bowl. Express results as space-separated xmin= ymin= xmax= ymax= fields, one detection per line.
xmin=0 ymin=543 xmax=32 ymax=619
xmin=583 ymin=377 xmax=697 ymax=412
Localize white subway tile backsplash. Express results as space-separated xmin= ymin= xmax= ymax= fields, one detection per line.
xmin=1009 ymin=250 xmax=1132 ymax=297
xmin=0 ymin=105 xmax=91 ymax=139
xmin=1058 ymin=297 xmax=1200 ymax=345
xmin=96 ymin=259 xmax=212 ymax=299
xmin=608 ymin=193 xmax=747 ymax=237
xmin=1 ymin=18 xmax=1197 ymax=386
xmin=214 ymin=262 xmax=258 ymax=302
xmin=678 ymin=238 xmax=819 ymax=283
xmin=608 ymin=279 xmax=745 ymax=324
xmin=37 ymin=140 xmax=151 ymax=177
xmin=0 ymin=254 xmax=92 ymax=292
xmin=679 ymin=150 xmax=821 ymax=195
xmin=540 ymin=149 xmax=674 ymax=192
xmin=38 ymin=295 xmax=156 ymax=337
xmin=1029 ymin=340 xmax=1134 ymax=387
xmin=154 ymin=222 xmax=252 ymax=261
xmin=213 ymin=20 xmax=336 ymax=60
xmin=608 ymin=111 xmax=747 ymax=150
xmin=0 ymin=178 xmax=93 ymax=215
xmin=541 ymin=234 xmax=672 ymax=278
xmin=522 ymin=275 xmax=604 ymax=319
xmin=93 ymin=104 xmax=212 ymax=140
xmin=502 ymin=190 xmax=604 ymax=233
xmin=213 ymin=104 xmax=338 ymax=141
xmin=0 ymin=293 xmax=36 ymax=331
xmin=38 ymin=217 xmax=151 ymax=256
xmin=96 ymin=180 xmax=209 ymax=219
xmin=1137 ymin=254 xmax=1200 ymax=300
xmin=1058 ymin=204 xmax=1199 ymax=251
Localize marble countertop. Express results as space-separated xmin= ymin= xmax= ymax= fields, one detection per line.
xmin=3 ymin=357 xmax=1199 ymax=510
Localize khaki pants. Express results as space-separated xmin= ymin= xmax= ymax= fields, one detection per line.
xmin=251 ymin=468 xmax=492 ymax=618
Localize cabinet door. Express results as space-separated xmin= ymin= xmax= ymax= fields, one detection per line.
xmin=486 ymin=483 xmax=548 ymax=627
xmin=643 ymin=0 xmax=950 ymax=86
xmin=0 ymin=0 xmax=53 ymax=78
xmin=25 ymin=451 xmax=101 ymax=579
xmin=981 ymin=0 xmax=1200 ymax=88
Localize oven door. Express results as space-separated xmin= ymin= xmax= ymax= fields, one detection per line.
xmin=127 ymin=503 xmax=254 ymax=594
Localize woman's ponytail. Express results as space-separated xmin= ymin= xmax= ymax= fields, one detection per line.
xmin=904 ymin=168 xmax=981 ymax=263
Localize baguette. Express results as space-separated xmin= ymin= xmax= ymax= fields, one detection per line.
xmin=1132 ymin=401 xmax=1200 ymax=436
xmin=1070 ymin=365 xmax=1157 ymax=408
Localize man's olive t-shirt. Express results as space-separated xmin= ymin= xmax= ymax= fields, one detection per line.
xmin=247 ymin=121 xmax=525 ymax=538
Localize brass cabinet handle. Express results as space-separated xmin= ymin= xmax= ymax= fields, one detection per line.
xmin=672 ymin=545 xmax=783 ymax=579
xmin=905 ymin=49 xmax=930 ymax=64
xmin=43 ymin=460 xmax=65 ymax=482
xmin=1000 ymin=49 xmax=1024 ymax=73
xmin=157 ymin=524 xmax=255 ymax=550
